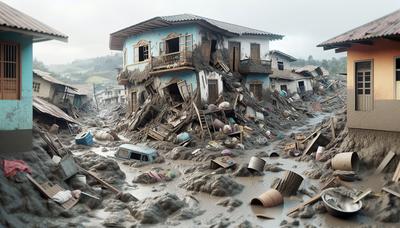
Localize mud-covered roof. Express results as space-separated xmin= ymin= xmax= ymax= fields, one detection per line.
xmin=110 ymin=13 xmax=283 ymax=50
xmin=0 ymin=1 xmax=67 ymax=42
xmin=318 ymin=9 xmax=400 ymax=49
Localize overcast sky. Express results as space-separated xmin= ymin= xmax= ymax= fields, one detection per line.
xmin=4 ymin=0 xmax=400 ymax=64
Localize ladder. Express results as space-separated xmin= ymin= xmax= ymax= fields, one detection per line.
xmin=193 ymin=102 xmax=212 ymax=140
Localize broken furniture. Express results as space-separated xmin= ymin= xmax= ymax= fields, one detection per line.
xmin=321 ymin=187 xmax=362 ymax=218
xmin=26 ymin=174 xmax=79 ymax=210
xmin=210 ymin=156 xmax=236 ymax=169
xmin=59 ymin=155 xmax=79 ymax=180
xmin=273 ymin=171 xmax=303 ymax=196
xmin=250 ymin=189 xmax=283 ymax=208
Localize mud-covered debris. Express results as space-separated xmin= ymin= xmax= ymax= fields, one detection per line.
xmin=216 ymin=197 xmax=243 ymax=211
xmin=299 ymin=205 xmax=314 ymax=218
xmin=179 ymin=174 xmax=244 ymax=196
xmin=233 ymin=163 xmax=263 ymax=177
xmin=264 ymin=163 xmax=284 ymax=172
xmin=132 ymin=168 xmax=177 ymax=184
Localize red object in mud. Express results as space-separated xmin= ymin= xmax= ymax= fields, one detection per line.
xmin=2 ymin=160 xmax=31 ymax=177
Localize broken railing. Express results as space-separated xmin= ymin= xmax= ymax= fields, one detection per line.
xmin=151 ymin=51 xmax=193 ymax=71
xmin=239 ymin=59 xmax=272 ymax=74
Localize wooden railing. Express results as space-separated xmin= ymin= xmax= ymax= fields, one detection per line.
xmin=151 ymin=51 xmax=193 ymax=70
xmin=239 ymin=59 xmax=272 ymax=74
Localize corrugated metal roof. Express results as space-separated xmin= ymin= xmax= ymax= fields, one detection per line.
xmin=33 ymin=97 xmax=79 ymax=124
xmin=33 ymin=69 xmax=77 ymax=91
xmin=318 ymin=9 xmax=400 ymax=48
xmin=110 ymin=14 xmax=283 ymax=50
xmin=0 ymin=1 xmax=67 ymax=42
xmin=269 ymin=50 xmax=297 ymax=62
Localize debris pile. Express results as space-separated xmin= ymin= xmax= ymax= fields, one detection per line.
xmin=179 ymin=174 xmax=244 ymax=196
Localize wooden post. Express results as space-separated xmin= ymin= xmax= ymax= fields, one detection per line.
xmin=92 ymin=84 xmax=99 ymax=111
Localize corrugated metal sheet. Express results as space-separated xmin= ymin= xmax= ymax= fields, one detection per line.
xmin=33 ymin=69 xmax=77 ymax=91
xmin=318 ymin=9 xmax=400 ymax=47
xmin=0 ymin=1 xmax=67 ymax=42
xmin=110 ymin=14 xmax=283 ymax=50
xmin=33 ymin=97 xmax=79 ymax=124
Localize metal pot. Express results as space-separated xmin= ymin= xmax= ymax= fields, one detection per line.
xmin=247 ymin=156 xmax=266 ymax=173
xmin=321 ymin=188 xmax=362 ymax=218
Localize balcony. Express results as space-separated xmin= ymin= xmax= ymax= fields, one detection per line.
xmin=117 ymin=71 xmax=129 ymax=85
xmin=239 ymin=59 xmax=272 ymax=74
xmin=151 ymin=51 xmax=193 ymax=73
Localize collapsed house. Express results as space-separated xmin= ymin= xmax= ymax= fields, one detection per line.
xmin=0 ymin=2 xmax=67 ymax=152
xmin=268 ymin=50 xmax=313 ymax=95
xmin=95 ymin=86 xmax=127 ymax=106
xmin=108 ymin=14 xmax=315 ymax=143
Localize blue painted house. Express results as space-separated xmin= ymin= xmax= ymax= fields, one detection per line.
xmin=110 ymin=14 xmax=282 ymax=112
xmin=0 ymin=2 xmax=67 ymax=152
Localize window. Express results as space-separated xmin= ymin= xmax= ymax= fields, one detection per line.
xmin=355 ymin=61 xmax=373 ymax=111
xmin=134 ymin=44 xmax=149 ymax=63
xmin=166 ymin=37 xmax=180 ymax=54
xmin=298 ymin=81 xmax=305 ymax=93
xmin=249 ymin=82 xmax=263 ymax=100
xmin=280 ymin=84 xmax=288 ymax=93
xmin=0 ymin=42 xmax=20 ymax=100
xmin=33 ymin=82 xmax=40 ymax=92
xmin=142 ymin=155 xmax=149 ymax=162
xmin=130 ymin=152 xmax=141 ymax=160
xmin=278 ymin=61 xmax=284 ymax=70
xmin=396 ymin=58 xmax=400 ymax=99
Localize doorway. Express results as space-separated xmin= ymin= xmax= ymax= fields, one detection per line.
xmin=298 ymin=81 xmax=305 ymax=93
xmin=229 ymin=42 xmax=240 ymax=72
xmin=208 ymin=79 xmax=219 ymax=104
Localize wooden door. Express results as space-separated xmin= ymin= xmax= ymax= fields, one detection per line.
xmin=250 ymin=43 xmax=260 ymax=63
xmin=249 ymin=83 xmax=262 ymax=100
xmin=355 ymin=61 xmax=373 ymax=111
xmin=229 ymin=42 xmax=240 ymax=72
xmin=208 ymin=79 xmax=219 ymax=104
xmin=177 ymin=80 xmax=190 ymax=101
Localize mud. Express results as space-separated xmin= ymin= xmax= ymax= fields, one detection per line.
xmin=179 ymin=174 xmax=244 ymax=196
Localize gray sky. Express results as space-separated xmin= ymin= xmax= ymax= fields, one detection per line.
xmin=4 ymin=0 xmax=400 ymax=64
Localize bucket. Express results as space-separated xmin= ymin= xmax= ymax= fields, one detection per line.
xmin=331 ymin=152 xmax=359 ymax=171
xmin=248 ymin=156 xmax=266 ymax=173
xmin=316 ymin=146 xmax=325 ymax=161
xmin=251 ymin=189 xmax=283 ymax=208
xmin=75 ymin=174 xmax=87 ymax=184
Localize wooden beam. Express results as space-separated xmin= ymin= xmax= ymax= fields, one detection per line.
xmin=375 ymin=151 xmax=396 ymax=174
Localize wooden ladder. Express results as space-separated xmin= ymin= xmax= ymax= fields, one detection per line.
xmin=193 ymin=102 xmax=212 ymax=140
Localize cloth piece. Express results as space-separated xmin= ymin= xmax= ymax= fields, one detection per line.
xmin=2 ymin=160 xmax=32 ymax=177
xmin=52 ymin=190 xmax=72 ymax=204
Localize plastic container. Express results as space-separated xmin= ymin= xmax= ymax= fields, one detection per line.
xmin=251 ymin=189 xmax=283 ymax=208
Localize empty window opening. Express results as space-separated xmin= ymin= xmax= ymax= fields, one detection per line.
xmin=298 ymin=81 xmax=305 ymax=93
xmin=396 ymin=58 xmax=400 ymax=100
xmin=142 ymin=155 xmax=149 ymax=162
xmin=249 ymin=82 xmax=263 ymax=100
xmin=166 ymin=37 xmax=180 ymax=54
xmin=164 ymin=83 xmax=184 ymax=103
xmin=130 ymin=152 xmax=141 ymax=160
xmin=138 ymin=45 xmax=149 ymax=62
xmin=278 ymin=61 xmax=284 ymax=70
xmin=33 ymin=82 xmax=41 ymax=92
xmin=355 ymin=61 xmax=373 ymax=111
xmin=280 ymin=85 xmax=288 ymax=93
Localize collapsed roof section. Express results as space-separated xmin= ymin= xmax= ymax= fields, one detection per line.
xmin=269 ymin=50 xmax=297 ymax=62
xmin=0 ymin=1 xmax=67 ymax=42
xmin=110 ymin=13 xmax=283 ymax=50
xmin=33 ymin=97 xmax=79 ymax=124
xmin=33 ymin=69 xmax=77 ymax=91
xmin=318 ymin=9 xmax=400 ymax=51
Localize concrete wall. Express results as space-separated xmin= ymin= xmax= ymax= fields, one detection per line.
xmin=123 ymin=24 xmax=202 ymax=70
xmin=224 ymin=35 xmax=270 ymax=60
xmin=347 ymin=39 xmax=400 ymax=132
xmin=271 ymin=78 xmax=312 ymax=94
xmin=245 ymin=74 xmax=270 ymax=90
xmin=33 ymin=75 xmax=54 ymax=98
xmin=154 ymin=70 xmax=197 ymax=95
xmin=269 ymin=53 xmax=292 ymax=70
xmin=0 ymin=32 xmax=33 ymax=131
xmin=198 ymin=70 xmax=223 ymax=103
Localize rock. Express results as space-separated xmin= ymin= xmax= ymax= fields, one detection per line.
xmin=119 ymin=192 xmax=138 ymax=203
xmin=264 ymin=164 xmax=284 ymax=172
xmin=179 ymin=174 xmax=244 ymax=196
xmin=216 ymin=197 xmax=242 ymax=212
xmin=299 ymin=205 xmax=314 ymax=218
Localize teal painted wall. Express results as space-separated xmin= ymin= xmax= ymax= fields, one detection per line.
xmin=157 ymin=70 xmax=198 ymax=91
xmin=0 ymin=32 xmax=33 ymax=130
xmin=245 ymin=74 xmax=270 ymax=89
xmin=124 ymin=24 xmax=201 ymax=70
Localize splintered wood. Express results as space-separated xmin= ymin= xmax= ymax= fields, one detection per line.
xmin=375 ymin=151 xmax=395 ymax=174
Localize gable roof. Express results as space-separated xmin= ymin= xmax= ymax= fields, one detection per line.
xmin=269 ymin=50 xmax=297 ymax=62
xmin=0 ymin=1 xmax=67 ymax=42
xmin=33 ymin=69 xmax=77 ymax=91
xmin=318 ymin=9 xmax=400 ymax=49
xmin=110 ymin=13 xmax=283 ymax=50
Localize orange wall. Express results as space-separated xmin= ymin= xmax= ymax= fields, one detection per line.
xmin=347 ymin=38 xmax=400 ymax=132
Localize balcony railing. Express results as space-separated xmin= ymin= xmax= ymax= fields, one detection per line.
xmin=151 ymin=51 xmax=193 ymax=71
xmin=239 ymin=59 xmax=272 ymax=74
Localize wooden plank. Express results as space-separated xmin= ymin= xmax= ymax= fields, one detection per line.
xmin=392 ymin=161 xmax=400 ymax=182
xmin=382 ymin=187 xmax=400 ymax=198
xmin=375 ymin=151 xmax=396 ymax=174
xmin=210 ymin=156 xmax=236 ymax=169
xmin=82 ymin=168 xmax=121 ymax=195
xmin=353 ymin=188 xmax=372 ymax=203
xmin=287 ymin=193 xmax=321 ymax=215
xmin=255 ymin=214 xmax=274 ymax=220
xmin=302 ymin=132 xmax=321 ymax=156
xmin=330 ymin=118 xmax=336 ymax=139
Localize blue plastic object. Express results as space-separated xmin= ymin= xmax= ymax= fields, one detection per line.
xmin=75 ymin=131 xmax=93 ymax=146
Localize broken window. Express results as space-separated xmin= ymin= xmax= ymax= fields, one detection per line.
xmin=355 ymin=61 xmax=373 ymax=111
xmin=130 ymin=152 xmax=141 ymax=160
xmin=164 ymin=82 xmax=184 ymax=103
xmin=33 ymin=82 xmax=41 ymax=93
xmin=249 ymin=82 xmax=263 ymax=100
xmin=0 ymin=42 xmax=20 ymax=100
xmin=396 ymin=58 xmax=400 ymax=100
xmin=278 ymin=61 xmax=284 ymax=70
xmin=135 ymin=45 xmax=149 ymax=62
xmin=280 ymin=84 xmax=288 ymax=93
xmin=166 ymin=37 xmax=180 ymax=54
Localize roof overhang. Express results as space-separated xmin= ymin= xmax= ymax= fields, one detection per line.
xmin=0 ymin=25 xmax=68 ymax=42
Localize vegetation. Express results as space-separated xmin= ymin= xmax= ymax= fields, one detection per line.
xmin=292 ymin=55 xmax=347 ymax=75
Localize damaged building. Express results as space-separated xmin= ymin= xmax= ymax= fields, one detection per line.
xmin=109 ymin=14 xmax=283 ymax=110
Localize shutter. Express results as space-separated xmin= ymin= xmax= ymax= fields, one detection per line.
xmin=177 ymin=80 xmax=190 ymax=101
xmin=159 ymin=41 xmax=165 ymax=55
xmin=0 ymin=42 xmax=20 ymax=100
xmin=134 ymin=47 xmax=139 ymax=63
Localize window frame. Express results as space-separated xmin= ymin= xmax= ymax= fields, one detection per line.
xmin=133 ymin=40 xmax=150 ymax=63
xmin=0 ymin=41 xmax=21 ymax=100
xmin=277 ymin=61 xmax=284 ymax=70
xmin=354 ymin=59 xmax=374 ymax=111
xmin=394 ymin=56 xmax=400 ymax=100
xmin=33 ymin=81 xmax=41 ymax=93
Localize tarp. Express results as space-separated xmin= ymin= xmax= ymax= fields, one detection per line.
xmin=33 ymin=97 xmax=79 ymax=124
xmin=2 ymin=160 xmax=31 ymax=177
